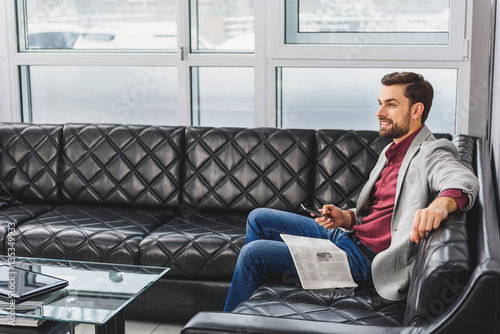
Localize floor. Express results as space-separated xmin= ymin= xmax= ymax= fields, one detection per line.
xmin=75 ymin=320 xmax=184 ymax=334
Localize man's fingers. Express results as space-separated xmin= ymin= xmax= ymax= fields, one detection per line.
xmin=412 ymin=208 xmax=448 ymax=244
xmin=411 ymin=212 xmax=421 ymax=243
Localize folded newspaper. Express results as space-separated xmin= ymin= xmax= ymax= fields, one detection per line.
xmin=281 ymin=234 xmax=358 ymax=289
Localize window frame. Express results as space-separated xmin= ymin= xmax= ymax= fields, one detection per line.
xmin=285 ymin=0 xmax=452 ymax=46
xmin=271 ymin=0 xmax=467 ymax=61
xmin=0 ymin=0 xmax=474 ymax=135
xmin=16 ymin=0 xmax=180 ymax=53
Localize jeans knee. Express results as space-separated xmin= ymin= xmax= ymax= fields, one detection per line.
xmin=238 ymin=240 xmax=267 ymax=267
xmin=247 ymin=208 xmax=268 ymax=223
xmin=247 ymin=208 xmax=269 ymax=236
xmin=248 ymin=207 xmax=276 ymax=224
xmin=239 ymin=241 xmax=258 ymax=258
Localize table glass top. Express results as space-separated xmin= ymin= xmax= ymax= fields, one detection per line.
xmin=0 ymin=257 xmax=169 ymax=325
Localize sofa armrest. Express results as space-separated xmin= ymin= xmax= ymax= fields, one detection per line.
xmin=181 ymin=312 xmax=412 ymax=334
xmin=404 ymin=211 xmax=470 ymax=326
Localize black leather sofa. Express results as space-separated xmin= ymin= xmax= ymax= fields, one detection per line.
xmin=181 ymin=136 xmax=500 ymax=333
xmin=0 ymin=123 xmax=498 ymax=333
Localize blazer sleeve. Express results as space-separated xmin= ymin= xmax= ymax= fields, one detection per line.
xmin=421 ymin=138 xmax=479 ymax=211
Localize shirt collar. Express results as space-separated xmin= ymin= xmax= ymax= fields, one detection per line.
xmin=386 ymin=125 xmax=424 ymax=158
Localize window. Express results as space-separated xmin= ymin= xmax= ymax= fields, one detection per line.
xmin=192 ymin=67 xmax=254 ymax=127
xmin=286 ymin=0 xmax=450 ymax=45
xmin=191 ymin=0 xmax=254 ymax=52
xmin=20 ymin=0 xmax=177 ymax=51
xmin=1 ymin=0 xmax=471 ymax=134
xmin=23 ymin=66 xmax=178 ymax=124
xmin=277 ymin=67 xmax=457 ymax=134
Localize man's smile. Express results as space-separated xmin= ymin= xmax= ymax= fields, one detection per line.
xmin=379 ymin=120 xmax=392 ymax=128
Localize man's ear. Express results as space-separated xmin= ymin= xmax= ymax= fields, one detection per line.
xmin=412 ymin=102 xmax=424 ymax=121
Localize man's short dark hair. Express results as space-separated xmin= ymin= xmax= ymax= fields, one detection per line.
xmin=381 ymin=72 xmax=434 ymax=124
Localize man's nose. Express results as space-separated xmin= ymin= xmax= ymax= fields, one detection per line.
xmin=376 ymin=106 xmax=386 ymax=118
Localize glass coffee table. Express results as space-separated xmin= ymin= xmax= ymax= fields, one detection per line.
xmin=0 ymin=257 xmax=169 ymax=334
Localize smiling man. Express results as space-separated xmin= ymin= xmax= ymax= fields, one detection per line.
xmin=223 ymin=72 xmax=479 ymax=312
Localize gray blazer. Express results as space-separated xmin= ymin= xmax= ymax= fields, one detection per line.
xmin=352 ymin=126 xmax=479 ymax=301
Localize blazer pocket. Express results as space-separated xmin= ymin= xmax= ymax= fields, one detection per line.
xmin=405 ymin=170 xmax=422 ymax=207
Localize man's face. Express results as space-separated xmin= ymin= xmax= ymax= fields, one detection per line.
xmin=377 ymin=84 xmax=412 ymax=140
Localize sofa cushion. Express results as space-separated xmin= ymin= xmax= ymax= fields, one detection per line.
xmin=139 ymin=211 xmax=246 ymax=278
xmin=233 ymin=282 xmax=405 ymax=326
xmin=313 ymin=130 xmax=391 ymax=210
xmin=0 ymin=204 xmax=54 ymax=255
xmin=182 ymin=127 xmax=316 ymax=213
xmin=0 ymin=123 xmax=62 ymax=204
xmin=60 ymin=124 xmax=185 ymax=208
xmin=13 ymin=205 xmax=176 ymax=264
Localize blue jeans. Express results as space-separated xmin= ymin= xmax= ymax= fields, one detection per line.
xmin=224 ymin=208 xmax=374 ymax=312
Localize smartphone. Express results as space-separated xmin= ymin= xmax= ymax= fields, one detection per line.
xmin=300 ymin=204 xmax=323 ymax=217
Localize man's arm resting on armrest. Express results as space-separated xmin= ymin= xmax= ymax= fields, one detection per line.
xmin=411 ymin=189 xmax=469 ymax=244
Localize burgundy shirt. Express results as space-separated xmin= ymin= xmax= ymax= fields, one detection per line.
xmin=350 ymin=126 xmax=469 ymax=253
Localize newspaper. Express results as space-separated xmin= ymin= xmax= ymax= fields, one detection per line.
xmin=281 ymin=234 xmax=358 ymax=290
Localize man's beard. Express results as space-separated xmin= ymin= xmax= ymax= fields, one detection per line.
xmin=379 ymin=110 xmax=411 ymax=139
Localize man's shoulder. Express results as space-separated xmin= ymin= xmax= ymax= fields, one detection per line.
xmin=419 ymin=134 xmax=459 ymax=156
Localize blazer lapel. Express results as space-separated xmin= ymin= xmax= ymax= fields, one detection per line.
xmin=394 ymin=126 xmax=433 ymax=206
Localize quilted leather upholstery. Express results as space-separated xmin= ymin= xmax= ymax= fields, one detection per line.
xmin=0 ymin=123 xmax=62 ymax=203
xmin=182 ymin=127 xmax=316 ymax=212
xmin=60 ymin=124 xmax=185 ymax=208
xmin=0 ymin=204 xmax=53 ymax=254
xmin=13 ymin=205 xmax=176 ymax=264
xmin=313 ymin=130 xmax=391 ymax=210
xmin=452 ymin=134 xmax=475 ymax=171
xmin=403 ymin=212 xmax=470 ymax=326
xmin=0 ymin=122 xmax=485 ymax=328
xmin=233 ymin=282 xmax=405 ymax=326
xmin=139 ymin=211 xmax=246 ymax=278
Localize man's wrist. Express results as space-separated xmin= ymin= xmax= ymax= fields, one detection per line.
xmin=438 ymin=189 xmax=469 ymax=212
xmin=430 ymin=196 xmax=459 ymax=213
xmin=344 ymin=210 xmax=355 ymax=229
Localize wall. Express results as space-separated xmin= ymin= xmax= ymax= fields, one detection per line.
xmin=469 ymin=0 xmax=496 ymax=138
xmin=492 ymin=0 xmax=500 ymax=209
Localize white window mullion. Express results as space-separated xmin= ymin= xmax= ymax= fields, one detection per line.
xmin=13 ymin=53 xmax=180 ymax=67
xmin=0 ymin=0 xmax=22 ymax=122
xmin=177 ymin=0 xmax=191 ymax=126
xmin=253 ymin=0 xmax=267 ymax=127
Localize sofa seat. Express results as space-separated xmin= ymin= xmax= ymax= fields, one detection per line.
xmin=140 ymin=211 xmax=247 ymax=278
xmin=12 ymin=204 xmax=177 ymax=264
xmin=0 ymin=204 xmax=54 ymax=254
xmin=232 ymin=282 xmax=405 ymax=326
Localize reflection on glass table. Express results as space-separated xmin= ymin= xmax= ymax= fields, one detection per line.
xmin=0 ymin=257 xmax=169 ymax=334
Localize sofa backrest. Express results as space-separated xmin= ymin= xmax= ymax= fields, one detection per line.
xmin=182 ymin=127 xmax=316 ymax=213
xmin=0 ymin=123 xmax=464 ymax=216
xmin=0 ymin=123 xmax=62 ymax=204
xmin=60 ymin=124 xmax=185 ymax=208
xmin=313 ymin=130 xmax=391 ymax=210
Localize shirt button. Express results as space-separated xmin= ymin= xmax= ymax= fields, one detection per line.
xmin=389 ymin=162 xmax=393 ymax=166
xmin=382 ymin=183 xmax=386 ymax=187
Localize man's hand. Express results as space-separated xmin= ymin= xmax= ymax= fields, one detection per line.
xmin=312 ymin=204 xmax=352 ymax=230
xmin=411 ymin=197 xmax=458 ymax=244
